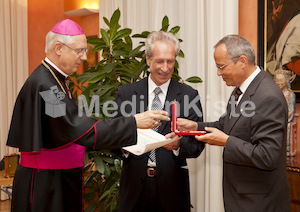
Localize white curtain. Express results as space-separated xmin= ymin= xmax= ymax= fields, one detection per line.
xmin=0 ymin=0 xmax=28 ymax=199
xmin=100 ymin=0 xmax=238 ymax=211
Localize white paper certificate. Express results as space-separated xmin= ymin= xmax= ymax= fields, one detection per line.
xmin=122 ymin=129 xmax=178 ymax=155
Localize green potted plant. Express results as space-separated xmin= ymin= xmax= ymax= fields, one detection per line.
xmin=69 ymin=9 xmax=202 ymax=212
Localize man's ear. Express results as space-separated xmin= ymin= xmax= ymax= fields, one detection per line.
xmin=54 ymin=42 xmax=63 ymax=55
xmin=146 ymin=56 xmax=151 ymax=67
xmin=239 ymin=55 xmax=247 ymax=67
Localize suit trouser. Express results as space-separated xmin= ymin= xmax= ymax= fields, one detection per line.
xmin=132 ymin=174 xmax=164 ymax=212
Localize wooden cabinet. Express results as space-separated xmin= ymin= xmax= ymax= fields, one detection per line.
xmin=287 ymin=154 xmax=300 ymax=211
xmin=4 ymin=153 xmax=18 ymax=177
xmin=0 ymin=171 xmax=13 ymax=186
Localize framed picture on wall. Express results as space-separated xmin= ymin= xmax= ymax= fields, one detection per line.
xmin=260 ymin=0 xmax=300 ymax=94
xmin=83 ymin=35 xmax=98 ymax=72
xmin=258 ymin=0 xmax=300 ymax=157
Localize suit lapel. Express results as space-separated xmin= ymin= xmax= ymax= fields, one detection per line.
xmin=134 ymin=78 xmax=148 ymax=113
xmin=158 ymin=78 xmax=181 ymax=133
xmin=225 ymin=69 xmax=267 ymax=134
xmin=164 ymin=78 xmax=181 ymax=104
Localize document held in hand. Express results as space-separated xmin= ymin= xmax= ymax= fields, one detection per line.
xmin=123 ymin=129 xmax=178 ymax=156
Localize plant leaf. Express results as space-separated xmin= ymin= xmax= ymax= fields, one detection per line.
xmin=161 ymin=16 xmax=169 ymax=31
xmin=113 ymin=28 xmax=132 ymax=41
xmin=93 ymin=44 xmax=107 ymax=53
xmin=170 ymin=26 xmax=180 ymax=35
xmin=178 ymin=50 xmax=185 ymax=58
xmin=104 ymin=165 xmax=111 ymax=176
xmin=99 ymin=190 xmax=110 ymax=201
xmin=110 ymin=200 xmax=117 ymax=211
xmin=100 ymin=29 xmax=110 ymax=46
xmin=87 ymin=38 xmax=102 ymax=45
xmin=87 ymin=72 xmax=106 ymax=84
xmin=94 ymin=155 xmax=105 ymax=174
xmin=109 ymin=9 xmax=121 ymax=39
xmin=110 ymin=9 xmax=120 ymax=27
xmin=185 ymin=76 xmax=203 ymax=83
xmin=112 ymin=50 xmax=127 ymax=57
xmin=103 ymin=17 xmax=110 ymax=27
xmin=104 ymin=63 xmax=115 ymax=73
xmin=83 ymin=172 xmax=96 ymax=186
xmin=129 ymin=45 xmax=143 ymax=57
xmin=132 ymin=31 xmax=150 ymax=38
xmin=84 ymin=152 xmax=89 ymax=166
xmin=102 ymin=156 xmax=114 ymax=164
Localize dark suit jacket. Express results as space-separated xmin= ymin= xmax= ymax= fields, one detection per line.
xmin=115 ymin=77 xmax=204 ymax=212
xmin=199 ymin=70 xmax=290 ymax=212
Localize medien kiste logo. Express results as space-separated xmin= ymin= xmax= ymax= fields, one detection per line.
xmin=39 ymin=87 xmax=256 ymax=119
xmin=39 ymin=86 xmax=66 ymax=118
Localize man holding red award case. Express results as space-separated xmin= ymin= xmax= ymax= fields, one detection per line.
xmin=176 ymin=35 xmax=290 ymax=212
xmin=172 ymin=101 xmax=205 ymax=136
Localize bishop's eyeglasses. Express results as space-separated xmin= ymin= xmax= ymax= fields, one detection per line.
xmin=60 ymin=42 xmax=89 ymax=56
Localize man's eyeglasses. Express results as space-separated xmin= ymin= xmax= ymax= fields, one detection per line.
xmin=60 ymin=42 xmax=89 ymax=56
xmin=216 ymin=56 xmax=240 ymax=70
xmin=216 ymin=60 xmax=233 ymax=70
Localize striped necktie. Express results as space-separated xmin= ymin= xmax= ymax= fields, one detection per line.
xmin=234 ymin=87 xmax=242 ymax=106
xmin=149 ymin=87 xmax=163 ymax=162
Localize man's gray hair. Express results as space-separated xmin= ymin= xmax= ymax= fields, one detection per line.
xmin=214 ymin=34 xmax=256 ymax=65
xmin=145 ymin=31 xmax=180 ymax=58
xmin=45 ymin=31 xmax=74 ymax=53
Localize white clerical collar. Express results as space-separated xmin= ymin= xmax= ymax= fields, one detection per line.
xmin=45 ymin=57 xmax=68 ymax=78
xmin=148 ymin=74 xmax=171 ymax=96
xmin=239 ymin=66 xmax=261 ymax=93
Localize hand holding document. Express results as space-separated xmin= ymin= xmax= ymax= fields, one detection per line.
xmin=123 ymin=129 xmax=181 ymax=156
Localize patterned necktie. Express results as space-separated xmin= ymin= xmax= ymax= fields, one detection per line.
xmin=149 ymin=87 xmax=163 ymax=162
xmin=234 ymin=87 xmax=242 ymax=106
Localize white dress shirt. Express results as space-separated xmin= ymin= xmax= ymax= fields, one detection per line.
xmin=236 ymin=66 xmax=261 ymax=105
xmin=123 ymin=76 xmax=179 ymax=166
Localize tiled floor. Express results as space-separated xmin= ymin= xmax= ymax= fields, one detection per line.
xmin=0 ymin=200 xmax=10 ymax=212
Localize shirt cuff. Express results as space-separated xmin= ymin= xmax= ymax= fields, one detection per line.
xmin=172 ymin=147 xmax=180 ymax=156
